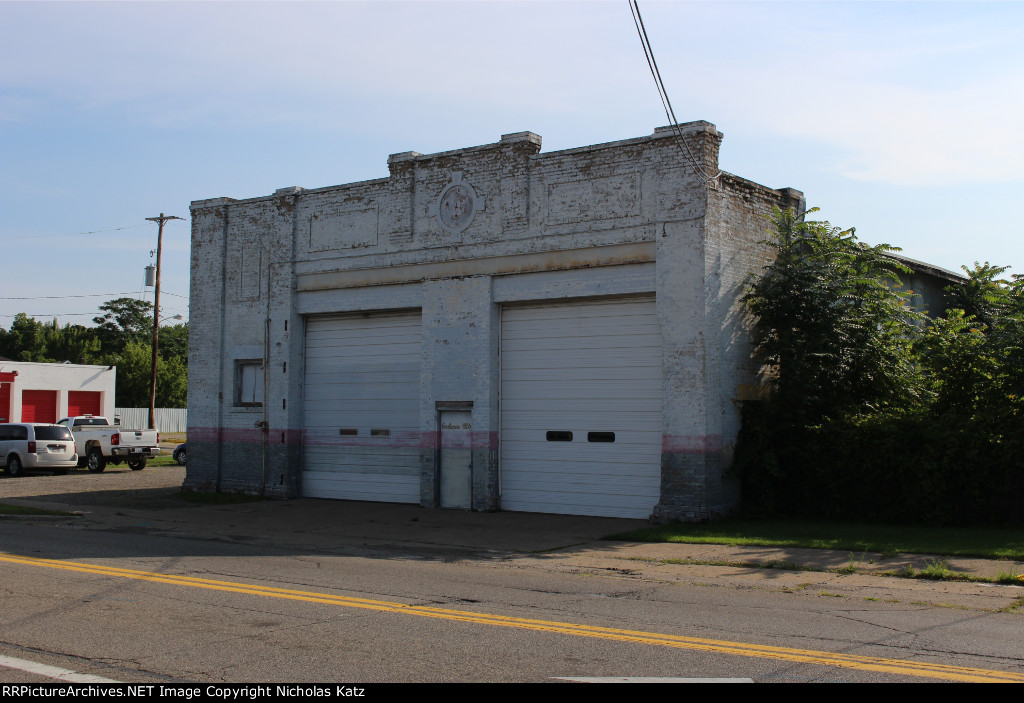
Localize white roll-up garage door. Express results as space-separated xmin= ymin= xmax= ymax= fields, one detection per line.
xmin=500 ymin=297 xmax=663 ymax=518
xmin=303 ymin=311 xmax=422 ymax=503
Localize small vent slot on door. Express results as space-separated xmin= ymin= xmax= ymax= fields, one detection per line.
xmin=587 ymin=432 xmax=616 ymax=443
xmin=545 ymin=431 xmax=573 ymax=442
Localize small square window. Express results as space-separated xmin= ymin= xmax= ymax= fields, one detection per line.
xmin=236 ymin=360 xmax=264 ymax=406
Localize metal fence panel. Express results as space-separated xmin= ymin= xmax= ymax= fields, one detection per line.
xmin=113 ymin=407 xmax=188 ymax=433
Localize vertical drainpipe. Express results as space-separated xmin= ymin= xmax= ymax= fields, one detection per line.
xmin=261 ymin=313 xmax=269 ymax=494
xmin=260 ymin=196 xmax=278 ymax=494
xmin=215 ymin=204 xmax=230 ymax=492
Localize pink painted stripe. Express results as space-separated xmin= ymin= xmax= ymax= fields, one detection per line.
xmin=188 ymin=427 xmax=302 ymax=443
xmin=661 ymin=434 xmax=722 ymax=454
xmin=187 ymin=426 xmax=498 ymax=450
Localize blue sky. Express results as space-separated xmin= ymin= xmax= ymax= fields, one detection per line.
xmin=1 ymin=0 xmax=1022 ymax=327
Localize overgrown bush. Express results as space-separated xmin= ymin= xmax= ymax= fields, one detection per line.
xmin=735 ymin=209 xmax=1023 ymax=525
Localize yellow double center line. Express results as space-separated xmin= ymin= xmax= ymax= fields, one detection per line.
xmin=3 ymin=552 xmax=1021 ymax=683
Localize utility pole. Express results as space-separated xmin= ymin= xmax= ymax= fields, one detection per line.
xmin=145 ymin=213 xmax=183 ymax=430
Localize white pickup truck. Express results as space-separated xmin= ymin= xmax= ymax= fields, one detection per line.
xmin=57 ymin=416 xmax=160 ymax=472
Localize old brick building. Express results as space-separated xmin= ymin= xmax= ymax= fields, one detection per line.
xmin=185 ymin=121 xmax=804 ymax=520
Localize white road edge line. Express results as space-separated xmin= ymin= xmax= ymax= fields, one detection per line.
xmin=0 ymin=654 xmax=122 ymax=683
xmin=553 ymin=677 xmax=754 ymax=683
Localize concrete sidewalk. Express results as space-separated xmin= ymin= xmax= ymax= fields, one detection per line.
xmin=2 ymin=465 xmax=1022 ymax=611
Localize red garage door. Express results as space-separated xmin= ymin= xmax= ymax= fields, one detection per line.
xmin=0 ymin=382 xmax=10 ymax=422
xmin=68 ymin=391 xmax=101 ymax=417
xmin=22 ymin=390 xmax=58 ymax=423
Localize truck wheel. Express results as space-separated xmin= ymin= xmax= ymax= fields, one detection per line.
xmin=128 ymin=456 xmax=147 ymax=471
xmin=5 ymin=455 xmax=22 ymax=476
xmin=87 ymin=449 xmax=106 ymax=473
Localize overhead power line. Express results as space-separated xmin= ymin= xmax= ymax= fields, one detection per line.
xmin=0 ymin=291 xmax=188 ymax=301
xmin=1 ymin=292 xmax=144 ymax=301
xmin=0 ymin=223 xmax=155 ymax=242
xmin=0 ymin=312 xmax=99 ymax=318
xmin=628 ymin=0 xmax=722 ymax=186
xmin=0 ymin=311 xmax=189 ymax=320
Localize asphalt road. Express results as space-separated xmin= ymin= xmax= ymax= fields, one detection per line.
xmin=1 ymin=468 xmax=1022 ymax=684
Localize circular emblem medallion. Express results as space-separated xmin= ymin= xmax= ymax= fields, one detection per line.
xmin=430 ymin=172 xmax=485 ymax=234
xmin=439 ymin=185 xmax=474 ymax=231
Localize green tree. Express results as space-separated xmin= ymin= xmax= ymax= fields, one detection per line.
xmin=945 ymin=262 xmax=1013 ymax=330
xmin=93 ymin=298 xmax=153 ymax=355
xmin=742 ymin=207 xmax=921 ymax=422
xmin=1 ymin=313 xmax=48 ymax=361
xmin=158 ymin=322 xmax=189 ymax=364
xmin=0 ymin=315 xmax=101 ymax=364
xmin=110 ymin=340 xmax=187 ymax=408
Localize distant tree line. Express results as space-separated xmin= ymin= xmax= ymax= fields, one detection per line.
xmin=0 ymin=298 xmax=188 ymax=408
xmin=736 ymin=208 xmax=1022 ymax=526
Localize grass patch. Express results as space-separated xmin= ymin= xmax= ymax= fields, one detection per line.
xmin=1001 ymin=597 xmax=1024 ymax=612
xmin=0 ymin=503 xmax=76 ymax=516
xmin=177 ymin=490 xmax=263 ymax=505
xmin=995 ymin=568 xmax=1024 ymax=585
xmin=918 ymin=558 xmax=965 ymax=581
xmin=604 ymin=518 xmax=1024 ymax=560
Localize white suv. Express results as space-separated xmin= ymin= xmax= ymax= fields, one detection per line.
xmin=0 ymin=423 xmax=78 ymax=476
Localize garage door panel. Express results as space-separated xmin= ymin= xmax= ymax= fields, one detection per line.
xmin=500 ymin=447 xmax=663 ymax=463
xmin=303 ymin=448 xmax=419 ymax=470
xmin=502 ymin=407 xmax=662 ymax=421
xmin=503 ymin=474 xmax=660 ymax=495
xmin=303 ymin=472 xmax=420 ymax=503
xmin=501 ymin=380 xmax=663 ymax=401
xmin=499 ymin=368 xmax=659 ymax=384
xmin=503 ymin=352 xmax=661 ymax=367
xmin=501 ymin=298 xmax=662 ymax=519
xmin=500 ymin=493 xmax=656 ymax=519
xmin=500 ymin=458 xmax=662 ymax=477
xmin=501 ymin=301 xmax=657 ymax=322
xmin=501 ymin=337 xmax=661 ymax=355
xmin=303 ymin=397 xmax=420 ymax=414
xmin=303 ymin=311 xmax=422 ymax=503
xmin=305 ymin=345 xmax=422 ymax=362
xmin=500 ymin=412 xmax=663 ymax=431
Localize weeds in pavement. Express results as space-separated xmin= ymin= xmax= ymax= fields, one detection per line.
xmin=919 ymin=558 xmax=952 ymax=580
xmin=994 ymin=568 xmax=1024 ymax=585
xmin=834 ymin=553 xmax=858 ymax=574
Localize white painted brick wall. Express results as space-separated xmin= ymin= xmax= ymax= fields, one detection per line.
xmin=186 ymin=123 xmax=803 ymax=519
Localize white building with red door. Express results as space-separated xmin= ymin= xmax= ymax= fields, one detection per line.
xmin=0 ymin=361 xmax=116 ymax=423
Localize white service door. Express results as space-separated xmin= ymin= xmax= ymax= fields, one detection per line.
xmin=500 ymin=298 xmax=663 ymax=518
xmin=302 ymin=311 xmax=422 ymax=503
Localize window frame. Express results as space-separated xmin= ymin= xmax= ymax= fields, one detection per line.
xmin=234 ymin=360 xmax=265 ymax=408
